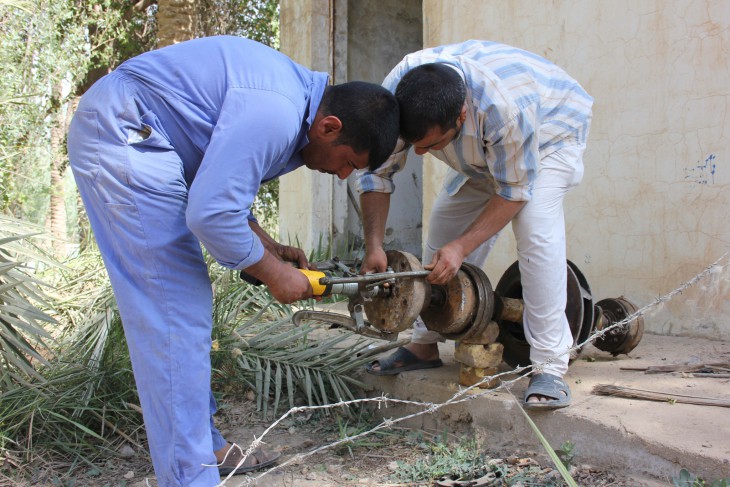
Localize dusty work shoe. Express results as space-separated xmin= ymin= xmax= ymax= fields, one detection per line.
xmin=218 ymin=444 xmax=281 ymax=476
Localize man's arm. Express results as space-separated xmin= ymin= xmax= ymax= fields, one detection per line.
xmin=249 ymin=219 xmax=309 ymax=269
xmin=426 ymin=195 xmax=526 ymax=284
xmin=241 ymin=219 xmax=312 ymax=303
xmin=187 ymin=90 xmax=313 ymax=303
xmin=359 ymin=191 xmax=391 ymax=273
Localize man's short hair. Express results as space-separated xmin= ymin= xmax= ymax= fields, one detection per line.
xmin=395 ymin=63 xmax=466 ymax=142
xmin=319 ymin=81 xmax=400 ymax=171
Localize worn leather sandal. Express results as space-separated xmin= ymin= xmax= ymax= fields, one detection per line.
xmin=218 ymin=445 xmax=281 ymax=476
xmin=523 ymin=372 xmax=571 ymax=410
xmin=365 ymin=346 xmax=443 ymax=376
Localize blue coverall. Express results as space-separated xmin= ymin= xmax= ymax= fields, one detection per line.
xmin=67 ymin=36 xmax=329 ymax=486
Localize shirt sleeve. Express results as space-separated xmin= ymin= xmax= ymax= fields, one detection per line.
xmin=356 ymin=138 xmax=410 ymax=194
xmin=187 ymin=88 xmax=301 ymax=270
xmin=483 ymin=102 xmax=540 ymax=202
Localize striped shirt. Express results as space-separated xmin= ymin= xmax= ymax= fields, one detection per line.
xmin=357 ymin=40 xmax=593 ymax=201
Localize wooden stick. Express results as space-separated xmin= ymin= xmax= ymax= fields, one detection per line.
xmin=620 ymin=362 xmax=730 ymax=374
xmin=592 ymin=384 xmax=730 ymax=408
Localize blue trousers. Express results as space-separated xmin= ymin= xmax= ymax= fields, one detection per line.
xmin=68 ymin=72 xmax=226 ymax=486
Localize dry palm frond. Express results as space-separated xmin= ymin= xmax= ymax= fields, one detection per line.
xmin=0 ymin=239 xmax=143 ymax=474
xmin=0 ymin=358 xmax=143 ymax=465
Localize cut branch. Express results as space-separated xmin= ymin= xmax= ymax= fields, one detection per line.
xmin=592 ymin=384 xmax=730 ymax=408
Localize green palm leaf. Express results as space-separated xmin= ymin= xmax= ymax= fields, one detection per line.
xmin=0 ymin=217 xmax=57 ymax=386
xmin=210 ymin=270 xmax=403 ymax=419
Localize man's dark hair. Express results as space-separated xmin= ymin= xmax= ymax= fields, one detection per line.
xmin=319 ymin=81 xmax=399 ymax=171
xmin=395 ymin=63 xmax=466 ymax=142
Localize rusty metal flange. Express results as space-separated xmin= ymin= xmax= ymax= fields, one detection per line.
xmin=450 ymin=263 xmax=495 ymax=342
xmin=363 ymin=250 xmax=429 ymax=333
xmin=593 ymin=297 xmax=644 ymax=356
xmin=420 ymin=268 xmax=478 ymax=337
xmin=420 ymin=262 xmax=495 ymax=341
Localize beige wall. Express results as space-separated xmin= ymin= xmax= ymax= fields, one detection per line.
xmin=421 ymin=0 xmax=730 ymax=339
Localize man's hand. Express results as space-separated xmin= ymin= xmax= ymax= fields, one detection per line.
xmin=424 ymin=241 xmax=467 ymax=285
xmin=266 ymin=264 xmax=313 ymax=303
xmin=425 ymin=196 xmax=526 ymax=285
xmin=243 ymin=251 xmax=313 ymax=304
xmin=274 ymin=243 xmax=311 ymax=270
xmin=360 ymin=247 xmax=388 ymax=274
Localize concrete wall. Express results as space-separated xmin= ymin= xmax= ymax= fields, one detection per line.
xmin=279 ymin=0 xmax=343 ymax=254
xmin=280 ymin=0 xmax=424 ymax=257
xmin=344 ymin=0 xmax=424 ymax=257
xmin=420 ymin=0 xmax=730 ymax=339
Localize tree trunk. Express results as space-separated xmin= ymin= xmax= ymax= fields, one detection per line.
xmin=48 ymin=81 xmax=71 ymax=257
xmin=156 ymin=0 xmax=197 ymax=48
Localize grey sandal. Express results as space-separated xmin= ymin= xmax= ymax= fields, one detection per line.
xmin=523 ymin=373 xmax=571 ymax=410
xmin=365 ymin=346 xmax=443 ymax=376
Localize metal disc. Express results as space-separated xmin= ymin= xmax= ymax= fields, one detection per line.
xmin=449 ymin=263 xmax=495 ymax=342
xmin=363 ymin=250 xmax=428 ymax=333
xmin=420 ymin=268 xmax=478 ymax=336
xmin=567 ymin=260 xmax=595 ymax=356
xmin=593 ymin=297 xmax=644 ymax=356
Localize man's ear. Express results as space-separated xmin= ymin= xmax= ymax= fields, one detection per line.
xmin=458 ymin=104 xmax=467 ymax=124
xmin=317 ymin=115 xmax=343 ymax=141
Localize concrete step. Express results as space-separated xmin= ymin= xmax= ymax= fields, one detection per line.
xmin=358 ymin=333 xmax=730 ymax=484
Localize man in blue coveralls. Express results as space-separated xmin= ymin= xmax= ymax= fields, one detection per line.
xmin=67 ymin=36 xmax=400 ymax=486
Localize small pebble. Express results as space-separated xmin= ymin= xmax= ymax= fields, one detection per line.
xmin=118 ymin=444 xmax=135 ymax=458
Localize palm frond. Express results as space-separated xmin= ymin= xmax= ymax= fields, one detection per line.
xmin=0 ymin=0 xmax=36 ymax=13
xmin=0 ymin=237 xmax=141 ymax=474
xmin=211 ymin=273 xmax=402 ymax=419
xmin=0 ymin=216 xmax=59 ymax=386
xmin=0 ymin=359 xmax=143 ymax=466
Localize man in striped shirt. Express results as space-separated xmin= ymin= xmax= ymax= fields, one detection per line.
xmin=357 ymin=40 xmax=593 ymax=409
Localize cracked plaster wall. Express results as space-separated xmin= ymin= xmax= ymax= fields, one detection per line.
xmin=422 ymin=0 xmax=730 ymax=339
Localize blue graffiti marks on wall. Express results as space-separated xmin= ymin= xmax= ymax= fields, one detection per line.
xmin=684 ymin=154 xmax=717 ymax=185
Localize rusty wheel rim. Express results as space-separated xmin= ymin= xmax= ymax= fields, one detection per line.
xmin=421 ymin=268 xmax=478 ymax=337
xmin=593 ymin=297 xmax=644 ymax=356
xmin=363 ymin=250 xmax=428 ymax=333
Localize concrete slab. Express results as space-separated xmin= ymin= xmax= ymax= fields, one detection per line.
xmin=355 ymin=332 xmax=730 ymax=484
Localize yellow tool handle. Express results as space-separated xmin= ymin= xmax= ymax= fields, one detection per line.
xmin=240 ymin=268 xmax=334 ymax=296
xmin=298 ymin=269 xmax=328 ymax=296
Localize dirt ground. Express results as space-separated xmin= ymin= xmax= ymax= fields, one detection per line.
xmin=9 ymin=395 xmax=663 ymax=487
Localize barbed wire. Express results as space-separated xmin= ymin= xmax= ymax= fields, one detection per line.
xmin=219 ymin=249 xmax=730 ymax=486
